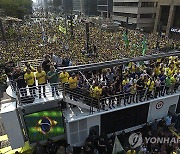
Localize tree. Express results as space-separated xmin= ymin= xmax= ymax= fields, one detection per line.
xmin=0 ymin=0 xmax=32 ymax=19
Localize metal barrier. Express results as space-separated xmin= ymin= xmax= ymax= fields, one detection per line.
xmin=64 ymin=84 xmax=99 ymax=113
xmin=17 ymin=59 xmax=43 ymax=70
xmin=7 ymin=76 xmax=180 ymax=112
xmin=15 ymin=82 xmax=63 ymax=106
xmin=64 ymin=84 xmax=179 ymax=113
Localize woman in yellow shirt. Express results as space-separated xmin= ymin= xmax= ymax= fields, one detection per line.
xmin=59 ymin=69 xmax=69 ymax=84
xmin=146 ymin=78 xmax=155 ymax=100
xmin=68 ymin=73 xmax=78 ymax=100
xmin=35 ymin=66 xmax=47 ymax=98
xmin=24 ymin=68 xmax=36 ymax=97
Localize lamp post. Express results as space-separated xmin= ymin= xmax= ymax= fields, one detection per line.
xmin=86 ymin=22 xmax=90 ymax=54
xmin=0 ymin=19 xmax=6 ymax=42
xmin=70 ymin=12 xmax=74 ymax=38
xmin=156 ymin=21 xmax=162 ymax=50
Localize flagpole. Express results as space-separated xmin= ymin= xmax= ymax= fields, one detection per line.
xmin=126 ymin=17 xmax=129 ymax=35
xmin=133 ymin=62 xmax=152 ymax=79
xmin=64 ymin=12 xmax=68 ymax=42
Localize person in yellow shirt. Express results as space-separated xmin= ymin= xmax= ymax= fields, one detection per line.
xmin=35 ymin=66 xmax=47 ymax=98
xmin=24 ymin=68 xmax=36 ymax=97
xmin=130 ymin=83 xmax=136 ymax=103
xmin=170 ymin=75 xmax=176 ymax=94
xmin=146 ymin=78 xmax=155 ymax=100
xmin=24 ymin=62 xmax=36 ymax=72
xmin=59 ymin=69 xmax=69 ymax=85
xmin=122 ymin=76 xmax=129 ymax=86
xmin=94 ymin=85 xmax=102 ymax=99
xmin=154 ymin=64 xmax=161 ymax=76
xmin=68 ymin=73 xmax=78 ymax=100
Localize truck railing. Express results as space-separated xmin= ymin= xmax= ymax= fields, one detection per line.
xmin=64 ymin=84 xmax=99 ymax=113
xmin=64 ymin=84 xmax=180 ymax=113
xmin=15 ymin=82 xmax=63 ymax=106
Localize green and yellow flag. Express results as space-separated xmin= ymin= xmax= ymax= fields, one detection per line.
xmin=142 ymin=37 xmax=147 ymax=56
xmin=122 ymin=32 xmax=129 ymax=48
xmin=59 ymin=24 xmax=67 ymax=34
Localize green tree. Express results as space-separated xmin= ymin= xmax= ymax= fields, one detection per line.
xmin=0 ymin=0 xmax=32 ymax=19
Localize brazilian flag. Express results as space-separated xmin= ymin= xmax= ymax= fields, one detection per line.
xmin=142 ymin=37 xmax=147 ymax=56
xmin=122 ymin=32 xmax=129 ymax=48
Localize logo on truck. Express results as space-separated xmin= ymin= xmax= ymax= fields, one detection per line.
xmin=156 ymin=101 xmax=164 ymax=110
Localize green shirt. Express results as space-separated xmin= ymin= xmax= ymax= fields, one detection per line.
xmin=165 ymin=77 xmax=171 ymax=87
xmin=47 ymin=71 xmax=59 ymax=83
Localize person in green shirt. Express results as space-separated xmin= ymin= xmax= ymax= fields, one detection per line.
xmin=165 ymin=76 xmax=171 ymax=95
xmin=47 ymin=66 xmax=59 ymax=97
xmin=170 ymin=75 xmax=176 ymax=94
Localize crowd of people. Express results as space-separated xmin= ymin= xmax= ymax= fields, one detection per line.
xmin=1 ymin=10 xmax=180 ymax=154
xmin=64 ymin=55 xmax=180 ymax=110
xmin=3 ymin=49 xmax=180 ymax=109
xmin=0 ymin=11 xmax=180 ymax=67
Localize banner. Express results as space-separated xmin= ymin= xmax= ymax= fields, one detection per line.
xmin=59 ymin=25 xmax=66 ymax=34
xmin=170 ymin=28 xmax=180 ymax=33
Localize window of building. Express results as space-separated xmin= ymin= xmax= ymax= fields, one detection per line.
xmin=160 ymin=5 xmax=170 ymax=26
xmin=140 ymin=14 xmax=154 ymax=18
xmin=113 ymin=2 xmax=138 ymax=7
xmin=141 ymin=2 xmax=155 ymax=7
xmin=98 ymin=6 xmax=108 ymax=11
xmin=114 ymin=12 xmax=137 ymax=18
xmin=98 ymin=0 xmax=107 ymax=5
xmin=173 ymin=6 xmax=180 ymax=27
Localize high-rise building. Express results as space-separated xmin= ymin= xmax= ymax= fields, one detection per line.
xmin=62 ymin=0 xmax=73 ymax=13
xmin=97 ymin=0 xmax=113 ymax=18
xmin=72 ymin=0 xmax=98 ymax=16
xmin=154 ymin=0 xmax=180 ymax=36
xmin=113 ymin=0 xmax=158 ymax=31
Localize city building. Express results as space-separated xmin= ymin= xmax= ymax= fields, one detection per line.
xmin=97 ymin=0 xmax=113 ymax=18
xmin=113 ymin=0 xmax=158 ymax=32
xmin=72 ymin=0 xmax=98 ymax=16
xmin=154 ymin=0 xmax=180 ymax=36
xmin=62 ymin=0 xmax=73 ymax=13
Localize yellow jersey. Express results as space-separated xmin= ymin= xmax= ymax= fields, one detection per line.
xmin=68 ymin=77 xmax=78 ymax=89
xmin=147 ymin=80 xmax=155 ymax=91
xmin=122 ymin=79 xmax=129 ymax=86
xmin=90 ymin=86 xmax=95 ymax=98
xmin=94 ymin=86 xmax=102 ymax=99
xmin=59 ymin=72 xmax=69 ymax=83
xmin=24 ymin=72 xmax=35 ymax=86
xmin=35 ymin=71 xmax=46 ymax=85
xmin=170 ymin=76 xmax=176 ymax=84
